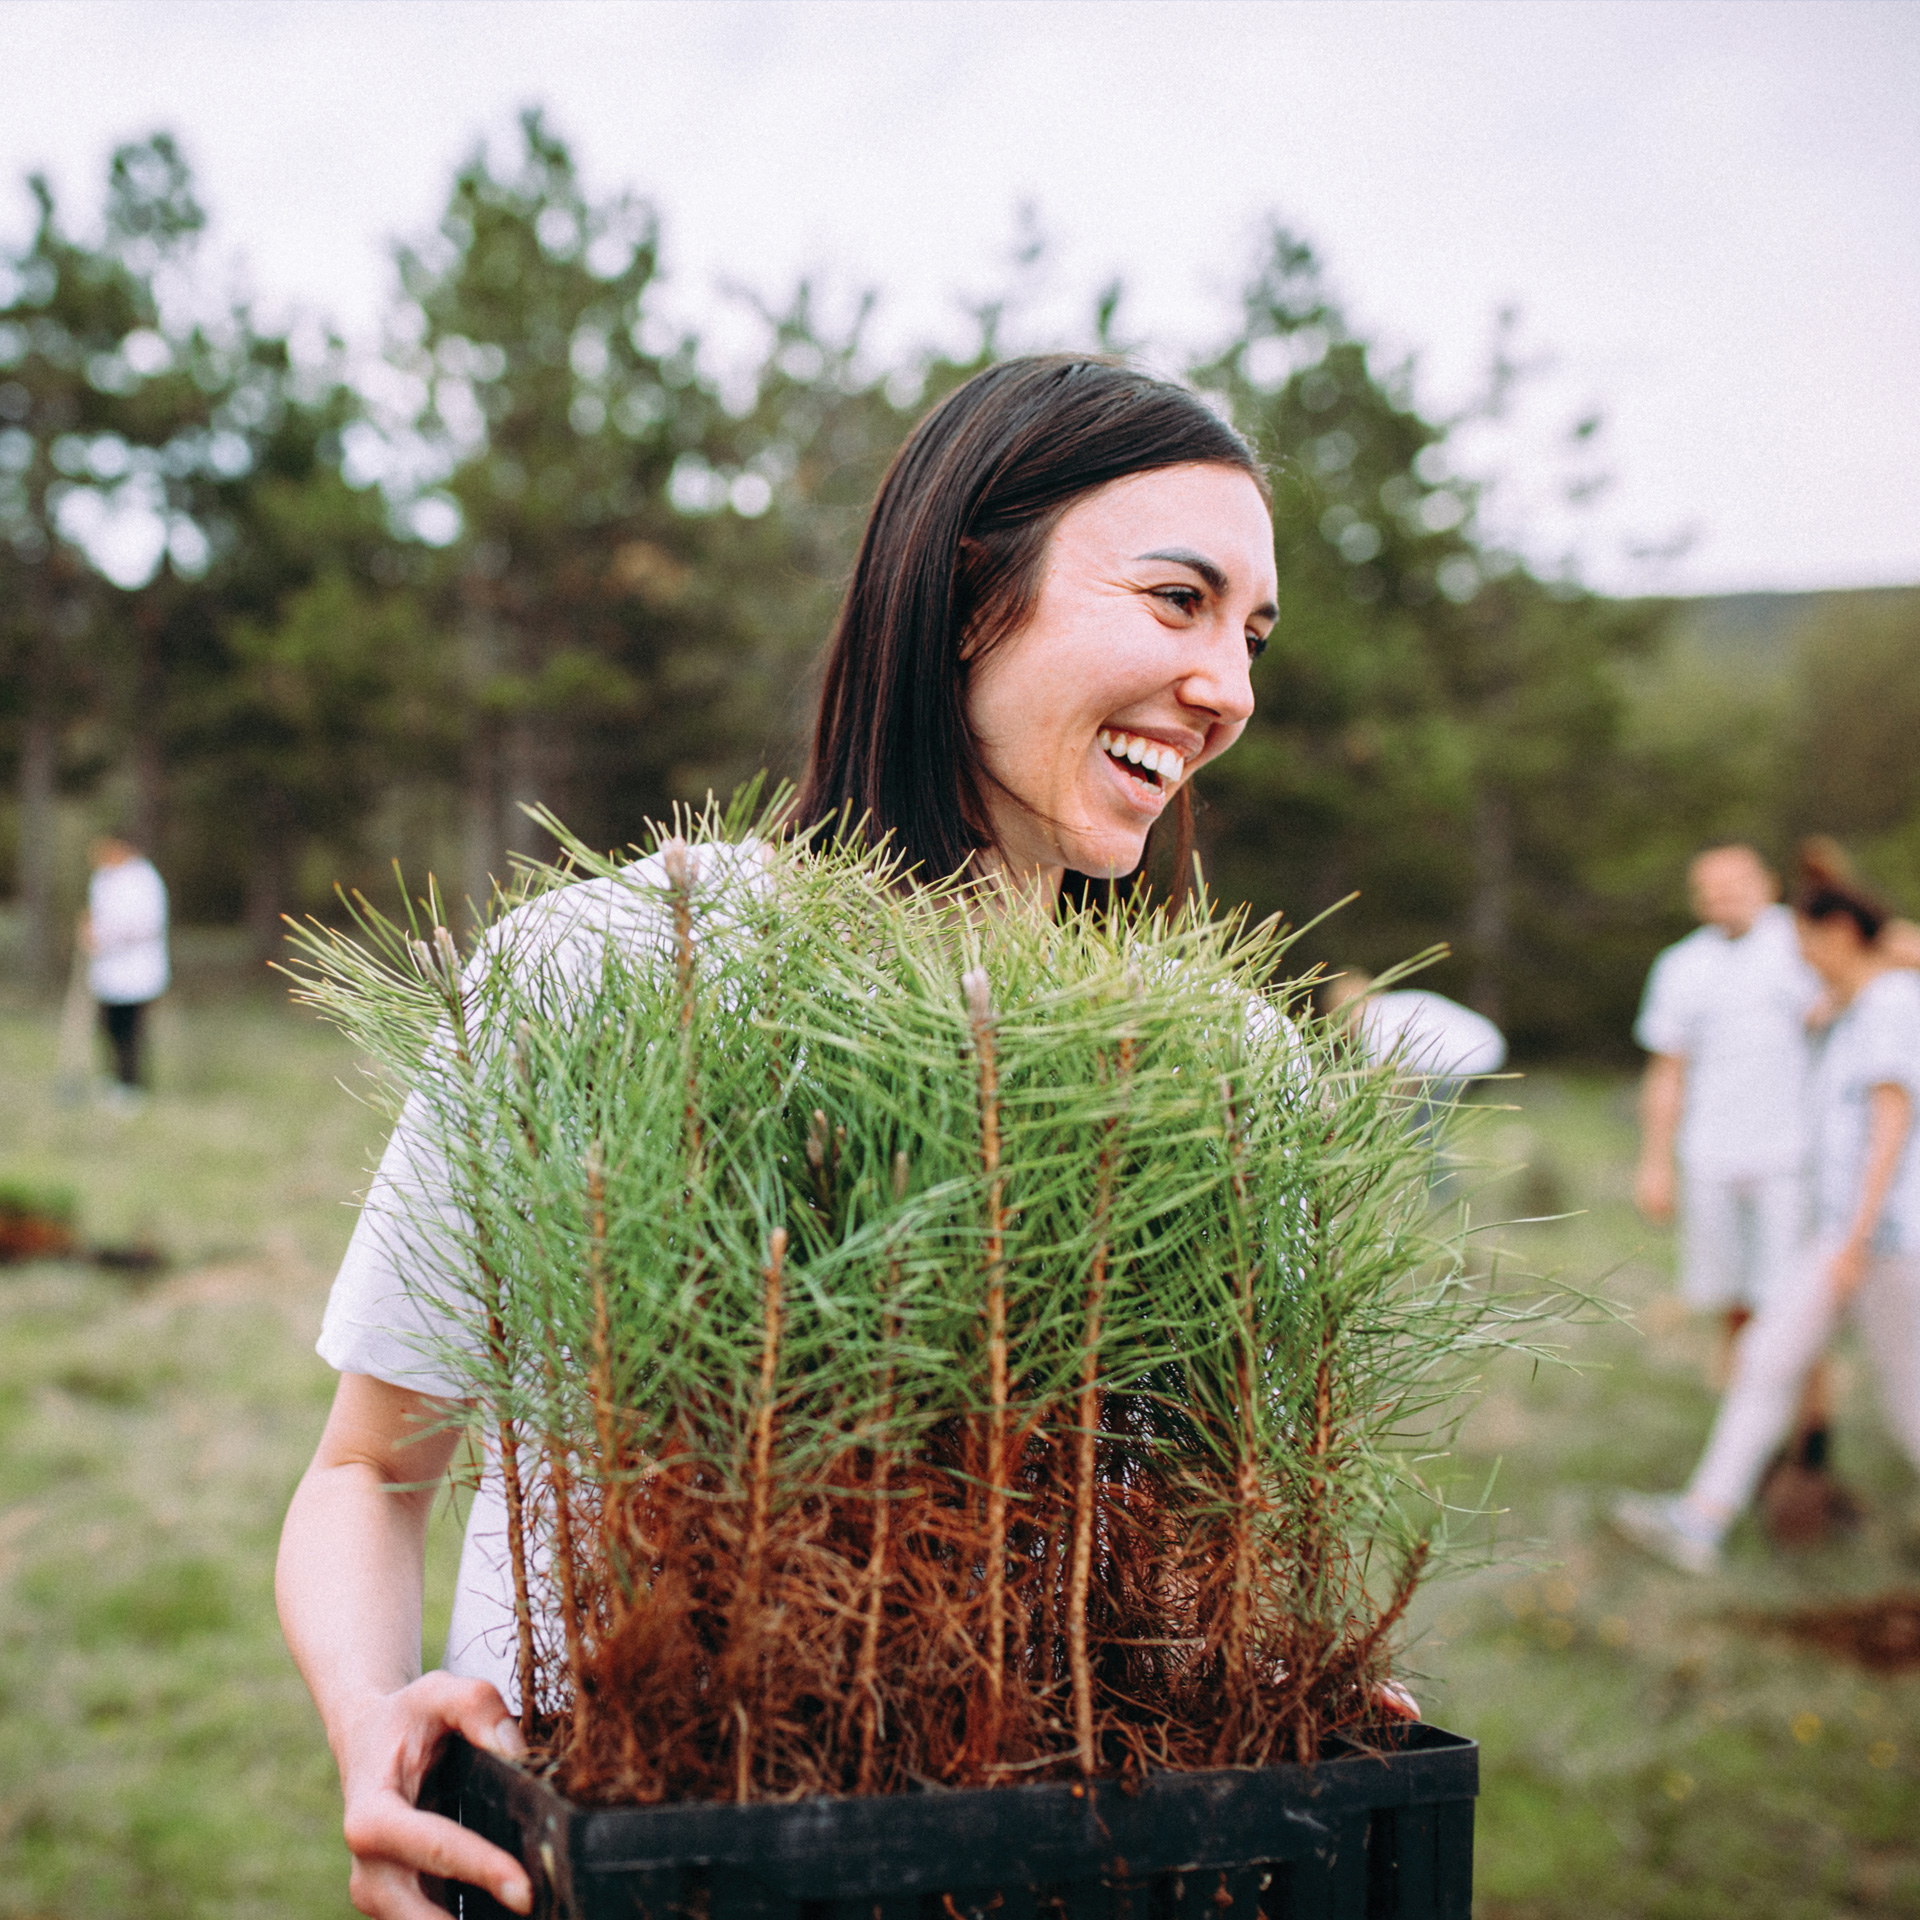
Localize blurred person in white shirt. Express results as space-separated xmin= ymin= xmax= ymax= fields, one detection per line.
xmin=1635 ymin=846 xmax=1822 ymax=1333
xmin=80 ymin=835 xmax=169 ymax=1099
xmin=1323 ymin=972 xmax=1507 ymax=1158
xmin=1327 ymin=976 xmax=1507 ymax=1080
xmin=1632 ymin=842 xmax=1839 ymax=1516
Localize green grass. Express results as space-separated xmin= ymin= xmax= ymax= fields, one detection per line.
xmin=1 ymin=996 xmax=1918 ymax=1914
xmin=0 ymin=988 xmax=463 ymax=1919
xmin=1416 ymin=1075 xmax=1920 ymax=1917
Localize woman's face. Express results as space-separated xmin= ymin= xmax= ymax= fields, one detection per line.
xmin=964 ymin=462 xmax=1277 ymax=887
xmin=1796 ymin=911 xmax=1865 ymax=987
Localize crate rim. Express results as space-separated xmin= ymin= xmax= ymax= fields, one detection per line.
xmin=427 ymin=1722 xmax=1477 ymax=1900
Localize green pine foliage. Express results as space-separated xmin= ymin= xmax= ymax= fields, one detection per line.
xmin=289 ymin=798 xmax=1543 ymax=1804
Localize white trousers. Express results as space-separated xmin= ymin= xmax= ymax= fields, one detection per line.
xmin=1678 ymin=1168 xmax=1806 ymax=1310
xmin=1687 ymin=1242 xmax=1920 ymax=1521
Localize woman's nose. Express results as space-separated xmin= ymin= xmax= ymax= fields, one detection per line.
xmin=1179 ymin=630 xmax=1257 ymax=726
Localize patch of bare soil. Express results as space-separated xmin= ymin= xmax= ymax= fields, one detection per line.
xmin=117 ymin=1235 xmax=329 ymax=1347
xmin=0 ymin=1206 xmax=76 ymax=1262
xmin=1739 ymin=1593 xmax=1920 ymax=1673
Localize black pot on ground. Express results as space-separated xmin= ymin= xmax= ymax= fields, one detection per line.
xmin=420 ymin=1723 xmax=1476 ymax=1920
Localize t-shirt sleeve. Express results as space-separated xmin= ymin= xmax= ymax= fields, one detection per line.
xmin=1634 ymin=945 xmax=1695 ymax=1056
xmin=312 ymin=850 xmax=725 ymax=1395
xmin=316 ymin=1088 xmax=480 ymax=1397
xmin=1855 ymin=980 xmax=1920 ymax=1101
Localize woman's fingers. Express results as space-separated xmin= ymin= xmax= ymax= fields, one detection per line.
xmin=345 ymin=1790 xmax=532 ymax=1915
xmin=349 ymin=1850 xmax=467 ymax=1920
xmin=333 ymin=1673 xmax=534 ymax=1917
xmin=1378 ymin=1679 xmax=1420 ymax=1721
xmin=418 ymin=1670 xmax=524 ymax=1763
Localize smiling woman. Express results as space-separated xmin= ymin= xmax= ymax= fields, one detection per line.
xmin=277 ymin=355 xmax=1295 ymax=1920
xmin=799 ymin=354 xmax=1274 ymax=903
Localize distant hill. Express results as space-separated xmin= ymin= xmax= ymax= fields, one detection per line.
xmin=1661 ymin=585 xmax=1920 ymax=673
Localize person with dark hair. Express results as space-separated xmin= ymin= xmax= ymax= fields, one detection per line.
xmin=1615 ymin=852 xmax=1920 ymax=1573
xmin=799 ymin=354 xmax=1269 ymax=899
xmin=277 ymin=357 xmax=1282 ymax=1919
xmin=81 ymin=833 xmax=170 ymax=1108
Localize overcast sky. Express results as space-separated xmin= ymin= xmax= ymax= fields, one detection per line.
xmin=4 ymin=0 xmax=1916 ymax=597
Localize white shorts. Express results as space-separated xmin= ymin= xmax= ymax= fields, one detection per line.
xmin=1678 ymin=1170 xmax=1807 ymax=1311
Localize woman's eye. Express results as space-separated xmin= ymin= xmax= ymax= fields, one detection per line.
xmin=1153 ymin=586 xmax=1203 ymax=617
xmin=1247 ymin=630 xmax=1270 ymax=661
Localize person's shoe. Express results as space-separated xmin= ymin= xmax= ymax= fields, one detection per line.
xmin=1759 ymin=1455 xmax=1865 ymax=1548
xmin=1610 ymin=1492 xmax=1722 ymax=1575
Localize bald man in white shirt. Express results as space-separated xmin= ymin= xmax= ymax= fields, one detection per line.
xmin=1636 ymin=848 xmax=1820 ymax=1320
xmin=1634 ymin=843 xmax=1837 ymax=1517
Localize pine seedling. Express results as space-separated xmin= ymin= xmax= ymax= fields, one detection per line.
xmin=287 ymin=796 xmax=1543 ymax=1804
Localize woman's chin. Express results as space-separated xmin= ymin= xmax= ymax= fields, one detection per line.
xmin=1061 ymin=830 xmax=1152 ymax=884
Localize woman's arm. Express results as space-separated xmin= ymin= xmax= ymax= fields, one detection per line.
xmin=1828 ymin=1082 xmax=1914 ymax=1302
xmin=278 ymin=1372 xmax=532 ymax=1919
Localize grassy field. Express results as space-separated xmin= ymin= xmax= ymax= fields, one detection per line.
xmin=1 ymin=988 xmax=1918 ymax=1916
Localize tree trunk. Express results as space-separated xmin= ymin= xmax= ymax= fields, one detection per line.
xmin=17 ymin=697 xmax=58 ymax=992
xmin=1467 ymin=783 xmax=1511 ymax=1027
xmin=462 ymin=709 xmax=501 ymax=930
xmin=245 ymin=792 xmax=297 ymax=967
xmin=129 ymin=598 xmax=167 ymax=858
xmin=501 ymin=707 xmax=554 ymax=874
xmin=16 ymin=562 xmax=91 ymax=991
xmin=459 ymin=584 xmax=507 ymax=929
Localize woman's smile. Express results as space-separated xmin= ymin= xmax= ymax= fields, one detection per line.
xmin=1097 ymin=726 xmax=1191 ymax=792
xmin=1094 ymin=725 xmax=1200 ymax=816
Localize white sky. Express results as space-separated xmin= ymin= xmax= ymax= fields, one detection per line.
xmin=4 ymin=0 xmax=1916 ymax=596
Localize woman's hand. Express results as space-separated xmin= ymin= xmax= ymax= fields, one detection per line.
xmin=335 ymin=1673 xmax=532 ymax=1919
xmin=278 ymin=1375 xmax=526 ymax=1919
xmin=1378 ymin=1679 xmax=1420 ymax=1721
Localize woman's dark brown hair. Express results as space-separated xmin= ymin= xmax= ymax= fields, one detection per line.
xmin=798 ymin=355 xmax=1266 ymax=890
xmin=1793 ymin=836 xmax=1890 ymax=943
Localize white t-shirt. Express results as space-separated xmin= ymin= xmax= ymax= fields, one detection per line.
xmin=1634 ymin=904 xmax=1822 ymax=1178
xmin=87 ymin=856 xmax=170 ymax=1005
xmin=1809 ymin=968 xmax=1920 ymax=1253
xmin=1357 ymin=989 xmax=1506 ymax=1081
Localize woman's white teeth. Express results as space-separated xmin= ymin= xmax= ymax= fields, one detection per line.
xmin=1098 ymin=729 xmax=1183 ymax=785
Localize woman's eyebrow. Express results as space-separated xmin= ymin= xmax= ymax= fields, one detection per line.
xmin=1137 ymin=547 xmax=1278 ymax=623
xmin=1136 ymin=547 xmax=1229 ymax=594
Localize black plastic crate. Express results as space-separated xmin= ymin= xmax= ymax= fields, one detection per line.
xmin=420 ymin=1722 xmax=1475 ymax=1920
